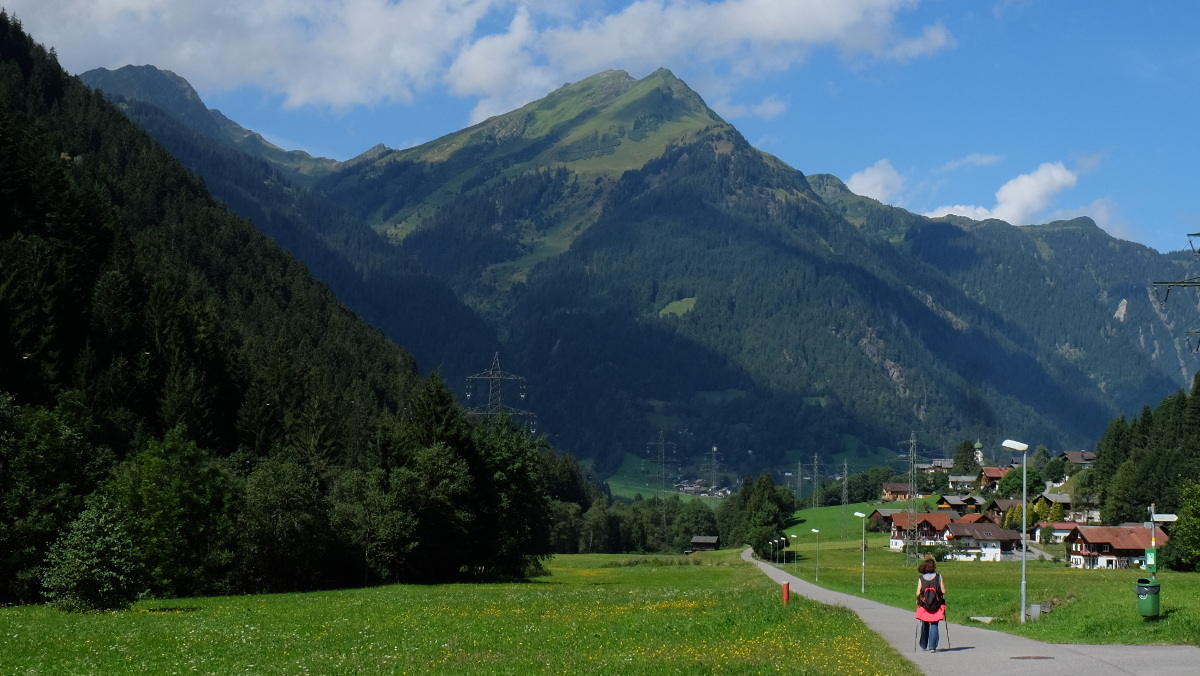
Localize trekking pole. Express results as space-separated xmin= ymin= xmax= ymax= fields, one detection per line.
xmin=913 ymin=621 xmax=919 ymax=652
xmin=943 ymin=617 xmax=950 ymax=649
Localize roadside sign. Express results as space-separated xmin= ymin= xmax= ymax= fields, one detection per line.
xmin=1152 ymin=514 xmax=1178 ymax=522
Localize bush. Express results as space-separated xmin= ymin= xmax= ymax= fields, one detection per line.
xmin=42 ymin=498 xmax=143 ymax=612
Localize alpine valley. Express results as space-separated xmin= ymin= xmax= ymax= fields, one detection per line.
xmin=81 ymin=64 xmax=1196 ymax=477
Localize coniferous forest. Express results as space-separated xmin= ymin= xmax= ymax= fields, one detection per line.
xmin=0 ymin=13 xmax=620 ymax=609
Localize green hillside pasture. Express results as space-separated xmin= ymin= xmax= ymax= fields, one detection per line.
xmin=604 ymin=451 xmax=727 ymax=506
xmin=784 ymin=505 xmax=1200 ymax=646
xmin=0 ymin=550 xmax=918 ymax=675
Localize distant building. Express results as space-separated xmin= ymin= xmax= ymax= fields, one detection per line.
xmin=976 ymin=466 xmax=1013 ymax=492
xmin=1065 ymin=525 xmax=1168 ymax=569
xmin=935 ymin=495 xmax=983 ymax=513
xmin=881 ymin=483 xmax=913 ymax=502
xmin=889 ymin=512 xmax=957 ymax=550
xmin=1033 ymin=521 xmax=1079 ymax=544
xmin=1061 ymin=450 xmax=1097 ymax=468
xmin=943 ymin=522 xmax=1022 ymax=561
xmin=690 ymin=535 xmax=720 ymax=552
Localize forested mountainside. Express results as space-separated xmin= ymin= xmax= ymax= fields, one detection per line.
xmin=0 ymin=14 xmax=592 ymax=607
xmin=78 ymin=66 xmax=498 ymax=385
xmin=86 ymin=63 xmax=1193 ymax=479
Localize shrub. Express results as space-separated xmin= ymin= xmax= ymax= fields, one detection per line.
xmin=42 ymin=498 xmax=143 ymax=612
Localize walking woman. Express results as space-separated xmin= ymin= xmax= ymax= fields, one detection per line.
xmin=915 ymin=556 xmax=946 ymax=653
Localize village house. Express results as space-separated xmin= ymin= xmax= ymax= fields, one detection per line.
xmin=866 ymin=508 xmax=903 ymax=533
xmin=689 ymin=535 xmax=720 ymax=552
xmin=943 ymin=522 xmax=1022 ymax=561
xmin=889 ymin=512 xmax=956 ymax=550
xmin=948 ymin=475 xmax=976 ymax=493
xmin=934 ymin=495 xmax=983 ymax=513
xmin=976 ymin=466 xmax=1013 ymax=492
xmin=955 ymin=513 xmax=994 ymax=525
xmin=916 ymin=458 xmax=954 ymax=474
xmin=881 ymin=482 xmax=913 ymax=502
xmin=1030 ymin=491 xmax=1072 ymax=515
xmin=1064 ymin=525 xmax=1169 ymax=569
xmin=1061 ymin=450 xmax=1097 ymax=468
xmin=1033 ymin=521 xmax=1079 ymax=544
xmin=982 ymin=498 xmax=1021 ymax=524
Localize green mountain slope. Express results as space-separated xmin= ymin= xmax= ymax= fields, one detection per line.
xmin=80 ymin=68 xmax=500 ymax=381
xmin=83 ymin=62 xmax=1193 ymax=478
xmin=312 ymin=70 xmax=1188 ymax=474
xmin=80 ymin=65 xmax=341 ymax=184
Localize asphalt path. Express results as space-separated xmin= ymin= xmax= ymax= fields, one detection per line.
xmin=742 ymin=549 xmax=1200 ymax=675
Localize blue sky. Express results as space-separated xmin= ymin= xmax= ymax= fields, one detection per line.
xmin=10 ymin=0 xmax=1200 ymax=253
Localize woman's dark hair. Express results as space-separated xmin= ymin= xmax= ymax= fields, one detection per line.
xmin=918 ymin=559 xmax=937 ymax=574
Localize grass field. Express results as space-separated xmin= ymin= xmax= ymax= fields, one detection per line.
xmin=0 ymin=549 xmax=919 ymax=675
xmin=783 ymin=503 xmax=1200 ymax=646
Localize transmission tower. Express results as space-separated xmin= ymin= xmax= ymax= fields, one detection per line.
xmin=647 ymin=431 xmax=678 ymax=547
xmin=464 ymin=353 xmax=536 ymax=431
xmin=700 ymin=445 xmax=724 ymax=495
xmin=812 ymin=453 xmax=820 ymax=509
xmin=841 ymin=458 xmax=849 ymax=540
xmin=906 ymin=431 xmax=919 ymax=565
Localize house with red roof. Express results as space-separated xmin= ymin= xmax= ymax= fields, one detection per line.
xmin=1064 ymin=525 xmax=1169 ymax=569
xmin=888 ymin=512 xmax=957 ymax=550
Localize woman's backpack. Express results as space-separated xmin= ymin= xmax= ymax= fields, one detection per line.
xmin=919 ymin=574 xmax=944 ymax=612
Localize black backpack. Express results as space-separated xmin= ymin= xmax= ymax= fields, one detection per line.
xmin=919 ymin=574 xmax=944 ymax=612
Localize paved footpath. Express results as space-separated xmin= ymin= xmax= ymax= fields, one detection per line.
xmin=742 ymin=549 xmax=1200 ymax=676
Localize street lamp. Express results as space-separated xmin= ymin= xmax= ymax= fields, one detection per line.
xmin=789 ymin=534 xmax=798 ymax=573
xmin=811 ymin=528 xmax=821 ymax=582
xmin=853 ymin=512 xmax=867 ymax=593
xmin=1003 ymin=438 xmax=1030 ymax=623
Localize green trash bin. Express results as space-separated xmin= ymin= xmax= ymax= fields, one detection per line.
xmin=1136 ymin=578 xmax=1160 ymax=617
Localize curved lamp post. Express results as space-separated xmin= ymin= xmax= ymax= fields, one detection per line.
xmin=1003 ymin=438 xmax=1030 ymax=623
xmin=853 ymin=511 xmax=867 ymax=593
xmin=811 ymin=528 xmax=821 ymax=582
xmin=789 ymin=533 xmax=798 ymax=573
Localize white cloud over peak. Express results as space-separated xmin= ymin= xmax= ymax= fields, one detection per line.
xmin=925 ymin=161 xmax=1078 ymax=225
xmin=7 ymin=0 xmax=951 ymax=117
xmin=848 ymin=159 xmax=905 ymax=204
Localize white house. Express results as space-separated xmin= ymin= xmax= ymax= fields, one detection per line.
xmin=942 ymin=522 xmax=1022 ymax=562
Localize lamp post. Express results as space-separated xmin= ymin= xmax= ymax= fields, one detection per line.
xmin=811 ymin=528 xmax=821 ymax=582
xmin=854 ymin=512 xmax=867 ymax=593
xmin=775 ymin=538 xmax=783 ymax=565
xmin=1003 ymin=438 xmax=1030 ymax=623
xmin=789 ymin=534 xmax=798 ymax=573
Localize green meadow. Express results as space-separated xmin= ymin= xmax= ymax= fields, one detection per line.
xmin=784 ymin=503 xmax=1200 ymax=646
xmin=1 ymin=549 xmax=918 ymax=675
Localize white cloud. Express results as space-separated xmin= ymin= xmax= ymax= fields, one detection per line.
xmin=1048 ymin=196 xmax=1133 ymax=241
xmin=939 ymin=153 xmax=1003 ymax=171
xmin=714 ymin=94 xmax=787 ymax=120
xmin=848 ymin=159 xmax=905 ymax=204
xmin=6 ymin=0 xmax=951 ymax=116
xmin=925 ymin=161 xmax=1078 ymax=225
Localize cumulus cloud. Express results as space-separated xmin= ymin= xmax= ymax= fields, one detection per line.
xmin=6 ymin=0 xmax=951 ymax=116
xmin=848 ymin=159 xmax=905 ymax=204
xmin=925 ymin=161 xmax=1078 ymax=225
